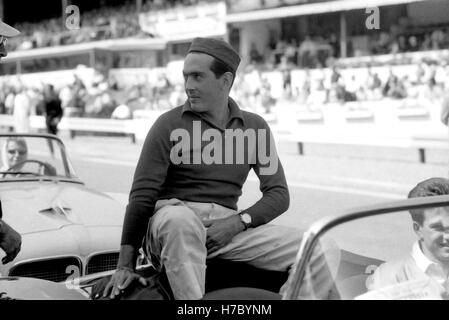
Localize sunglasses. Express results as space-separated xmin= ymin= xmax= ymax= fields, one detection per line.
xmin=7 ymin=149 xmax=26 ymax=156
xmin=0 ymin=35 xmax=8 ymax=46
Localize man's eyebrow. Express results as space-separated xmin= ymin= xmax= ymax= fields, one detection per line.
xmin=183 ymin=71 xmax=204 ymax=76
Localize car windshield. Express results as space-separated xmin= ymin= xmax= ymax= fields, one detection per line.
xmin=288 ymin=202 xmax=449 ymax=300
xmin=0 ymin=135 xmax=77 ymax=180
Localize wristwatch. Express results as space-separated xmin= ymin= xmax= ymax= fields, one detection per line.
xmin=239 ymin=212 xmax=252 ymax=231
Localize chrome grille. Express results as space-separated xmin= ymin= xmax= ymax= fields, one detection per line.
xmin=9 ymin=257 xmax=82 ymax=282
xmin=86 ymin=252 xmax=119 ymax=275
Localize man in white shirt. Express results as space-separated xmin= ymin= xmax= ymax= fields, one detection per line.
xmin=367 ymin=177 xmax=449 ymax=298
xmin=13 ymin=84 xmax=31 ymax=133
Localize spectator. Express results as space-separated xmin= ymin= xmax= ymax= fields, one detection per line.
xmin=12 ymin=84 xmax=31 ymax=133
xmin=284 ymin=39 xmax=297 ymax=65
xmin=307 ymin=78 xmax=327 ymax=106
xmin=408 ymin=36 xmax=420 ymax=52
xmin=421 ymin=34 xmax=432 ymax=51
xmin=431 ymin=29 xmax=445 ymax=50
xmin=298 ymin=36 xmax=318 ymax=68
xmin=387 ymin=75 xmax=407 ymax=99
xmin=249 ymin=42 xmax=263 ymax=64
xmin=414 ymin=63 xmax=426 ymax=85
xmin=376 ymin=32 xmax=391 ymax=54
xmin=328 ymin=33 xmax=340 ymax=58
xmin=43 ymin=84 xmax=63 ymax=136
xmin=111 ymin=104 xmax=132 ymax=119
xmin=260 ymin=77 xmax=275 ymax=113
xmin=299 ymin=70 xmax=311 ymax=104
xmin=345 ymin=75 xmax=358 ymax=96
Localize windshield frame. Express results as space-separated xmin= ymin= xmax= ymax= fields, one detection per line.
xmin=281 ymin=194 xmax=449 ymax=300
xmin=0 ymin=133 xmax=83 ymax=184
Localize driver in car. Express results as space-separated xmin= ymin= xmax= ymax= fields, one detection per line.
xmin=0 ymin=137 xmax=28 ymax=176
xmin=367 ymin=177 xmax=449 ymax=298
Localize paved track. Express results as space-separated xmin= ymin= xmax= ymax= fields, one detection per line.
xmin=60 ymin=133 xmax=449 ymax=232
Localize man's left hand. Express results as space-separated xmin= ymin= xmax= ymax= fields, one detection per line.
xmin=203 ymin=215 xmax=244 ymax=254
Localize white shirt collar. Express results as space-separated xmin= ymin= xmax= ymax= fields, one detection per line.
xmin=412 ymin=241 xmax=436 ymax=273
xmin=411 ymin=241 xmax=447 ymax=286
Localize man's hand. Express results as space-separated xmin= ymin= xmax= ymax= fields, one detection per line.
xmin=0 ymin=220 xmax=22 ymax=264
xmin=203 ymin=215 xmax=245 ymax=254
xmin=102 ymin=244 xmax=148 ymax=299
xmin=102 ymin=267 xmax=148 ymax=299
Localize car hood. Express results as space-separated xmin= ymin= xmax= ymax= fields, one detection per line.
xmin=0 ymin=180 xmax=126 ymax=234
xmin=0 ymin=277 xmax=90 ymax=300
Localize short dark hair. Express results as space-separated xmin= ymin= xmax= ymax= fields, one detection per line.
xmin=408 ymin=177 xmax=449 ymax=225
xmin=209 ymin=57 xmax=236 ymax=88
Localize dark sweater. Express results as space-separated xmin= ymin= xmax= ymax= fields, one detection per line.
xmin=121 ymin=99 xmax=289 ymax=247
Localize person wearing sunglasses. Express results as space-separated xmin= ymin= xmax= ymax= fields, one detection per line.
xmin=0 ymin=20 xmax=22 ymax=265
xmin=0 ymin=137 xmax=28 ymax=175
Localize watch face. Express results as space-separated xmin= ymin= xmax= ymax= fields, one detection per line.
xmin=241 ymin=213 xmax=252 ymax=224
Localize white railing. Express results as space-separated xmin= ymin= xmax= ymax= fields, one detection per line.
xmin=0 ymin=99 xmax=446 ymax=162
xmin=0 ymin=112 xmax=164 ymax=143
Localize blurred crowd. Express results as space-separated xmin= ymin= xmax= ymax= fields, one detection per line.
xmin=292 ymin=61 xmax=449 ymax=110
xmin=1 ymin=58 xmax=449 ymax=122
xmin=0 ymin=69 xmax=187 ymax=121
xmin=231 ymin=58 xmax=449 ymax=113
xmin=5 ymin=0 xmax=449 ymax=67
xmin=248 ymin=35 xmax=341 ymax=70
xmin=369 ymin=19 xmax=449 ymax=55
xmin=7 ymin=0 xmax=220 ymax=51
xmin=248 ymin=22 xmax=449 ymax=71
xmin=248 ymin=28 xmax=449 ymax=72
xmin=8 ymin=3 xmax=144 ymax=51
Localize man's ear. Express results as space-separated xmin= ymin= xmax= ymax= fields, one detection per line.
xmin=222 ymin=72 xmax=234 ymax=90
xmin=413 ymin=221 xmax=422 ymax=239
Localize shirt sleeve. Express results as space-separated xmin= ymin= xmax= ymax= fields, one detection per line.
xmin=120 ymin=115 xmax=172 ymax=248
xmin=244 ymin=118 xmax=290 ymax=227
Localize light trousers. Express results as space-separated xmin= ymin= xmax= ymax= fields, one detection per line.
xmin=144 ymin=198 xmax=303 ymax=300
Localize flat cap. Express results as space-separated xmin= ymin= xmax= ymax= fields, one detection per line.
xmin=0 ymin=20 xmax=19 ymax=37
xmin=188 ymin=37 xmax=240 ymax=73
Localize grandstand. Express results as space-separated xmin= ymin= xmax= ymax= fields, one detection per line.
xmin=0 ymin=0 xmax=448 ymax=120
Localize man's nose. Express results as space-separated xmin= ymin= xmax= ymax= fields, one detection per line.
xmin=442 ymin=229 xmax=449 ymax=242
xmin=185 ymin=77 xmax=195 ymax=91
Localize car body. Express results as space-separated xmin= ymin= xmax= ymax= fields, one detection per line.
xmin=0 ymin=133 xmax=125 ymax=283
xmin=1 ymin=148 xmax=448 ymax=300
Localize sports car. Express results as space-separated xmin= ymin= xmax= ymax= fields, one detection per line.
xmin=1 ymin=141 xmax=448 ymax=300
xmin=0 ymin=133 xmax=126 ymax=283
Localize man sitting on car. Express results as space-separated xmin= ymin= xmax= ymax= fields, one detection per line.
xmin=367 ymin=177 xmax=449 ymax=298
xmin=103 ymin=37 xmax=304 ymax=300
